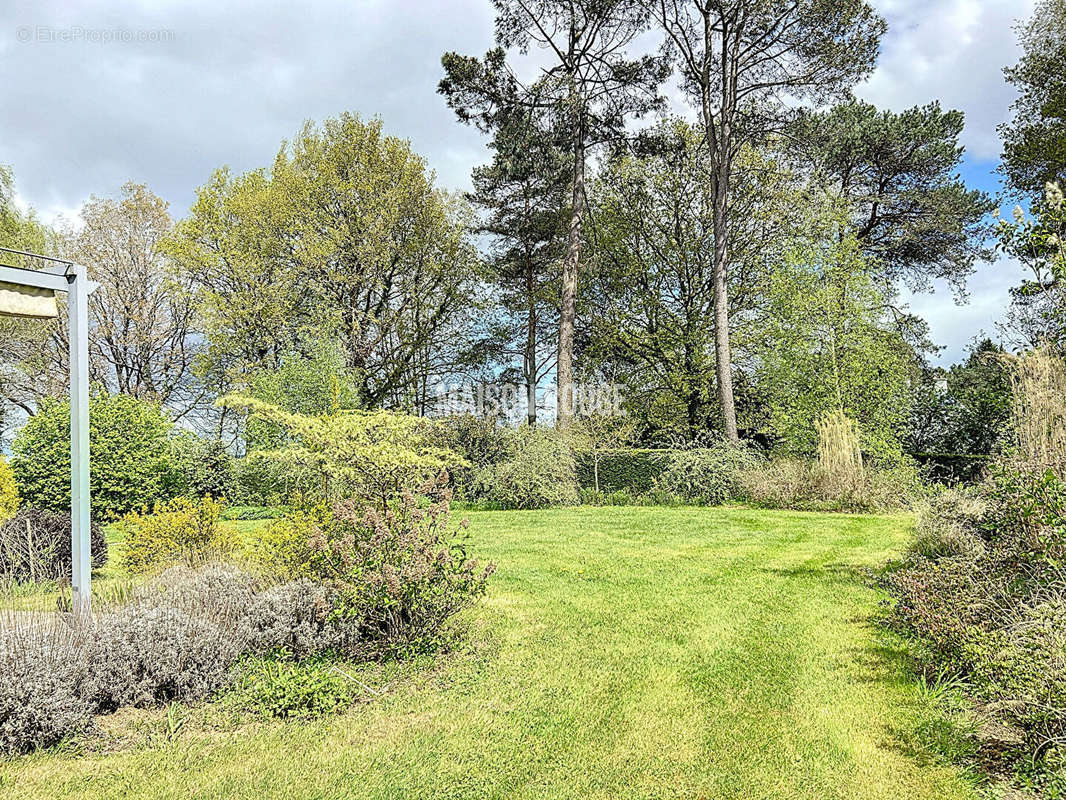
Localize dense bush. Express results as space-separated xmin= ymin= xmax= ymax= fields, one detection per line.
xmin=120 ymin=496 xmax=231 ymax=573
xmin=0 ymin=623 xmax=92 ymax=755
xmin=429 ymin=415 xmax=517 ymax=500
xmin=12 ymin=394 xmax=180 ymax=521
xmin=574 ymin=449 xmax=671 ymax=493
xmin=0 ymin=457 xmax=17 ymax=520
xmin=654 ymin=444 xmax=762 ymax=505
xmin=472 ymin=428 xmax=578 ymax=509
xmin=257 ymin=477 xmax=494 ymax=657
xmin=885 ymin=467 xmax=1066 ymax=770
xmin=219 ymin=396 xmax=464 ymax=506
xmin=0 ymin=562 xmax=357 ymax=753
xmin=170 ymin=433 xmax=235 ymax=499
xmin=0 ymin=508 xmax=107 ymax=583
xmin=228 ymin=451 xmax=320 ymax=507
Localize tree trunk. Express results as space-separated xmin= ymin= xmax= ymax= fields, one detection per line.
xmin=557 ymin=130 xmax=584 ymax=429
xmin=525 ymin=257 xmax=538 ymax=427
xmin=711 ymin=147 xmax=739 ymax=443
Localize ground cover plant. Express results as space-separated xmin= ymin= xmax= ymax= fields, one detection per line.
xmin=1 ymin=507 xmax=978 ymax=799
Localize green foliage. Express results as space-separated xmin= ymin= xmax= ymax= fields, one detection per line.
xmin=791 ymin=99 xmax=994 ymax=287
xmin=473 ymin=428 xmax=578 ymax=509
xmin=12 ymin=393 xmax=180 ymax=522
xmin=120 ymin=496 xmax=230 ymax=574
xmin=220 ymin=505 xmax=288 ymax=522
xmin=754 ymin=208 xmax=917 ymax=459
xmin=229 ymin=451 xmax=318 ymax=507
xmin=1001 ymin=0 xmax=1066 ymax=198
xmin=886 ymin=466 xmax=1066 ymax=773
xmin=254 ymin=480 xmax=494 ymax=658
xmin=653 ymin=445 xmax=762 ymax=505
xmin=165 ymin=113 xmax=478 ymax=408
xmin=170 ymin=433 xmax=235 ymax=499
xmin=907 ymin=339 xmax=1013 ymax=463
xmin=996 ymin=181 xmax=1066 ymax=346
xmin=574 ymin=449 xmax=671 ymax=493
xmin=0 ymin=456 xmax=17 ymax=520
xmin=220 ymin=395 xmax=465 ymax=506
xmin=227 ymin=657 xmax=358 ymax=719
xmin=428 ymin=415 xmax=517 ymax=500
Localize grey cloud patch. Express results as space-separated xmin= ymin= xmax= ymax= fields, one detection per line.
xmin=3 ymin=0 xmax=493 ymax=216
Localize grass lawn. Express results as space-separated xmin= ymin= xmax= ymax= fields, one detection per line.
xmin=1 ymin=507 xmax=977 ymax=799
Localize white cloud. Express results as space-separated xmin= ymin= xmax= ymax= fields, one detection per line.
xmin=860 ymin=0 xmax=1035 ymax=160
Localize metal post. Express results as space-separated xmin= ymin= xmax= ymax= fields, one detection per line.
xmin=68 ymin=264 xmax=91 ymax=613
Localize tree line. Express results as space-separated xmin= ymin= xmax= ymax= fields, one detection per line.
xmin=2 ymin=0 xmax=1064 ymax=460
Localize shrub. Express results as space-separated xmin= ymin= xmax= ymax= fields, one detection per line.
xmin=0 ymin=619 xmax=92 ymax=755
xmin=83 ymin=604 xmax=241 ymax=711
xmin=219 ymin=395 xmax=465 ymax=506
xmin=120 ymin=496 xmax=231 ymax=573
xmin=256 ymin=477 xmax=494 ymax=658
xmin=220 ymin=505 xmax=289 ymax=521
xmin=428 ymin=415 xmax=517 ymax=500
xmin=0 ymin=508 xmax=107 ymax=583
xmin=245 ymin=579 xmax=347 ymax=660
xmin=227 ymin=657 xmax=358 ymax=719
xmin=473 ymin=428 xmax=578 ymax=509
xmin=654 ymin=444 xmax=762 ymax=505
xmin=12 ymin=394 xmax=180 ymax=521
xmin=574 ymin=449 xmax=672 ymax=493
xmin=0 ymin=457 xmax=17 ymax=520
xmin=80 ymin=564 xmax=339 ymax=712
xmin=170 ymin=433 xmax=235 ymax=499
xmin=885 ymin=466 xmax=1066 ymax=770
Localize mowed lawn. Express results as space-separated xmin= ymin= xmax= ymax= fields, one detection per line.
xmin=3 ymin=507 xmax=977 ymax=800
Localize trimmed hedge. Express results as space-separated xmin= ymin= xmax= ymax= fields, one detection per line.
xmin=574 ymin=449 xmax=673 ymax=493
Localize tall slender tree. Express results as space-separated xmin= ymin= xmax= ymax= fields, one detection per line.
xmin=655 ymin=0 xmax=885 ymax=441
xmin=469 ymin=109 xmax=569 ymax=426
xmin=440 ymin=0 xmax=665 ymax=426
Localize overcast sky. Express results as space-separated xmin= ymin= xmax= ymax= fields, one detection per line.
xmin=1 ymin=0 xmax=1037 ymax=364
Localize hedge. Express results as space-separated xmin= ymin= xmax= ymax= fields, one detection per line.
xmin=574 ymin=449 xmax=673 ymax=493
xmin=911 ymin=452 xmax=991 ymax=484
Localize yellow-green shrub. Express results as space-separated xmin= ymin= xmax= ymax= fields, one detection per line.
xmin=120 ymin=496 xmax=231 ymax=573
xmin=0 ymin=457 xmax=18 ymax=520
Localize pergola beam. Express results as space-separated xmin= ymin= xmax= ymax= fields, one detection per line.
xmin=0 ymin=249 xmax=94 ymax=613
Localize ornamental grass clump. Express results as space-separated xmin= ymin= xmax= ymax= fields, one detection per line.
xmin=815 ymin=409 xmax=865 ymax=493
xmin=1008 ymin=345 xmax=1066 ymax=475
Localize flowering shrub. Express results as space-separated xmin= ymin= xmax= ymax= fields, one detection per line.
xmin=120 ymin=496 xmax=232 ymax=573
xmin=0 ymin=457 xmax=17 ymax=521
xmin=259 ymin=474 xmax=494 ymax=657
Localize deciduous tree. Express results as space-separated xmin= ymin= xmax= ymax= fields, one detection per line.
xmin=655 ymin=0 xmax=885 ymax=441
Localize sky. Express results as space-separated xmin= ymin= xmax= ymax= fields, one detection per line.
xmin=0 ymin=0 xmax=1038 ymax=365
